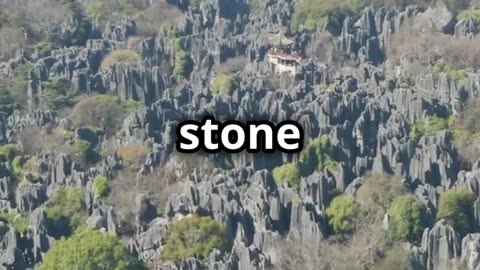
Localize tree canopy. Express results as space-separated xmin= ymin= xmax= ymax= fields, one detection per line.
xmin=40 ymin=229 xmax=146 ymax=270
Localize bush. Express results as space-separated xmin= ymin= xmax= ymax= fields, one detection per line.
xmin=433 ymin=63 xmax=468 ymax=82
xmin=459 ymin=8 xmax=480 ymax=24
xmin=123 ymin=99 xmax=145 ymax=113
xmin=93 ymin=176 xmax=110 ymax=199
xmin=326 ymin=195 xmax=358 ymax=234
xmin=387 ymin=196 xmax=427 ymax=243
xmin=73 ymin=139 xmax=94 ymax=160
xmin=437 ymin=190 xmax=476 ymax=236
xmin=174 ymin=50 xmax=193 ymax=79
xmin=212 ymin=75 xmax=237 ymax=96
xmin=33 ymin=41 xmax=52 ymax=57
xmin=72 ymin=95 xmax=126 ymax=135
xmin=291 ymin=0 xmax=366 ymax=31
xmin=356 ymin=174 xmax=408 ymax=211
xmin=272 ymin=163 xmax=301 ymax=188
xmin=40 ymin=76 xmax=78 ymax=111
xmin=0 ymin=212 xmax=29 ymax=234
xmin=0 ymin=144 xmax=18 ymax=163
xmin=45 ymin=188 xmax=85 ymax=238
xmin=299 ymin=136 xmax=338 ymax=176
xmin=117 ymin=144 xmax=149 ymax=169
xmin=163 ymin=215 xmax=228 ymax=261
xmin=11 ymin=155 xmax=27 ymax=177
xmin=410 ymin=116 xmax=449 ymax=142
xmin=0 ymin=83 xmax=15 ymax=114
xmin=100 ymin=49 xmax=141 ymax=71
xmin=40 ymin=229 xmax=146 ymax=270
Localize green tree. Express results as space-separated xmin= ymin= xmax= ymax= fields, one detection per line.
xmin=212 ymin=75 xmax=237 ymax=96
xmin=173 ymin=39 xmax=193 ymax=78
xmin=45 ymin=188 xmax=86 ymax=238
xmin=93 ymin=176 xmax=110 ymax=199
xmin=272 ymin=163 xmax=301 ymax=188
xmin=326 ymin=195 xmax=358 ymax=234
xmin=0 ymin=144 xmax=18 ymax=163
xmin=40 ymin=229 xmax=146 ymax=270
xmin=40 ymin=77 xmax=78 ymax=110
xmin=73 ymin=139 xmax=94 ymax=160
xmin=72 ymin=95 xmax=127 ymax=135
xmin=174 ymin=51 xmax=193 ymax=79
xmin=0 ymin=212 xmax=28 ymax=234
xmin=437 ymin=190 xmax=476 ymax=236
xmin=163 ymin=216 xmax=228 ymax=261
xmin=387 ymin=196 xmax=427 ymax=243
xmin=299 ymin=136 xmax=338 ymax=176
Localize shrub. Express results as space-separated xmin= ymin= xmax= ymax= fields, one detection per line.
xmin=174 ymin=50 xmax=193 ymax=79
xmin=387 ymin=196 xmax=427 ymax=243
xmin=33 ymin=41 xmax=52 ymax=57
xmin=299 ymin=136 xmax=338 ymax=176
xmin=212 ymin=75 xmax=237 ymax=96
xmin=72 ymin=95 xmax=126 ymax=135
xmin=272 ymin=163 xmax=301 ymax=188
xmin=410 ymin=116 xmax=449 ymax=142
xmin=437 ymin=189 xmax=476 ymax=236
xmin=100 ymin=49 xmax=141 ymax=71
xmin=86 ymin=1 xmax=107 ymax=21
xmin=45 ymin=188 xmax=85 ymax=238
xmin=433 ymin=63 xmax=468 ymax=82
xmin=459 ymin=8 xmax=480 ymax=24
xmin=0 ymin=83 xmax=15 ymax=114
xmin=0 ymin=144 xmax=18 ymax=163
xmin=123 ymin=99 xmax=145 ymax=113
xmin=40 ymin=229 xmax=146 ymax=270
xmin=40 ymin=76 xmax=78 ymax=111
xmin=73 ymin=139 xmax=94 ymax=160
xmin=163 ymin=215 xmax=228 ymax=261
xmin=0 ymin=212 xmax=29 ymax=234
xmin=326 ymin=195 xmax=358 ymax=234
xmin=11 ymin=155 xmax=27 ymax=177
xmin=117 ymin=144 xmax=149 ymax=169
xmin=93 ymin=176 xmax=110 ymax=199
xmin=356 ymin=174 xmax=408 ymax=211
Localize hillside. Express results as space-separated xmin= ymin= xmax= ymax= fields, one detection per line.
xmin=0 ymin=0 xmax=480 ymax=269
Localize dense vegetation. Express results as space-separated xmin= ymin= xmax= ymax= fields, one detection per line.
xmin=212 ymin=75 xmax=238 ymax=96
xmin=45 ymin=188 xmax=86 ymax=238
xmin=326 ymin=195 xmax=358 ymax=234
xmin=437 ymin=190 xmax=476 ymax=236
xmin=273 ymin=163 xmax=301 ymax=187
xmin=387 ymin=196 xmax=427 ymax=243
xmin=40 ymin=229 xmax=146 ymax=270
xmin=163 ymin=216 xmax=229 ymax=261
xmin=72 ymin=95 xmax=143 ymax=135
